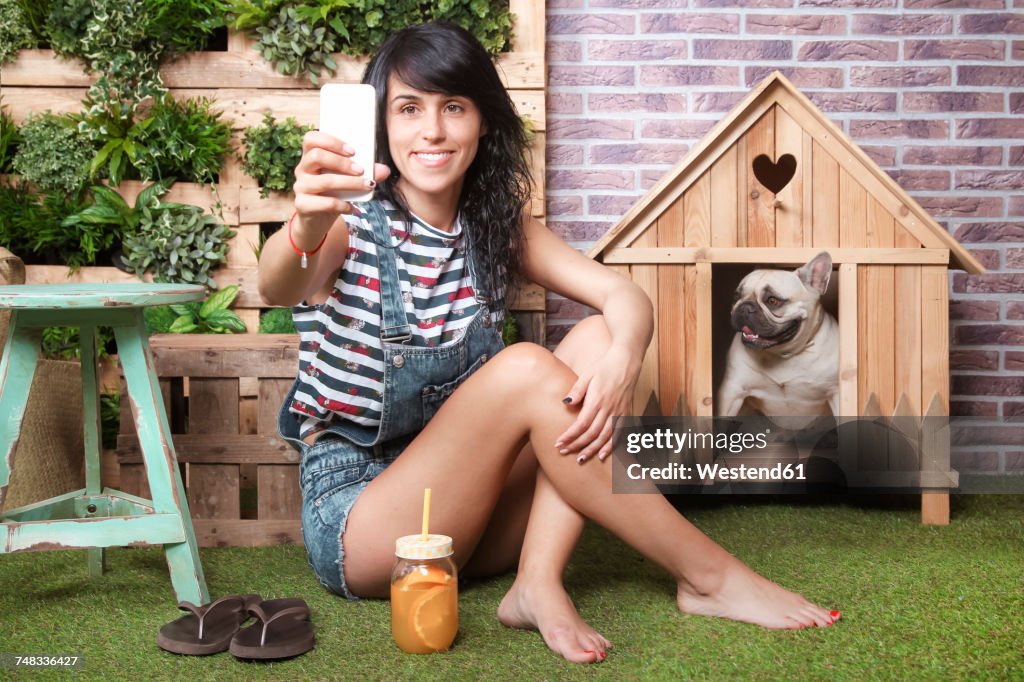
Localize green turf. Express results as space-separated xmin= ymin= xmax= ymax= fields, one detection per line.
xmin=1 ymin=495 xmax=1022 ymax=681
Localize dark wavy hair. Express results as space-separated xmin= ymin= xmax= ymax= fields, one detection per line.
xmin=362 ymin=21 xmax=532 ymax=306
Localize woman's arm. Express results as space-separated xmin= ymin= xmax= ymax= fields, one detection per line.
xmin=258 ymin=131 xmax=390 ymax=307
xmin=520 ymin=216 xmax=654 ymax=461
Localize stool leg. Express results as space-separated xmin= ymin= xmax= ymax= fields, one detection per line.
xmin=80 ymin=325 xmax=106 ymax=577
xmin=114 ymin=317 xmax=208 ymax=604
xmin=0 ymin=314 xmax=40 ymax=506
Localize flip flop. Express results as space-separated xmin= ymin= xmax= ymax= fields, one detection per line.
xmin=229 ymin=598 xmax=315 ymax=660
xmin=157 ymin=594 xmax=261 ymax=655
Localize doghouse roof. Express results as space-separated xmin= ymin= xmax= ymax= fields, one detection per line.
xmin=588 ymin=71 xmax=983 ymax=274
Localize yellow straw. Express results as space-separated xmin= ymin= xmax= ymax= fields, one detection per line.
xmin=421 ymin=488 xmax=431 ymax=540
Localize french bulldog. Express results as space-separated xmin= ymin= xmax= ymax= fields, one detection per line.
xmin=717 ymin=251 xmax=838 ymax=419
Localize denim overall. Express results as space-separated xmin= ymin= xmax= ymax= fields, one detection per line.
xmin=278 ymin=201 xmax=506 ymax=598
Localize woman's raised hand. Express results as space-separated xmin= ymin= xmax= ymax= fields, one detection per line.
xmin=554 ymin=344 xmax=640 ymax=463
xmin=291 ymin=131 xmax=391 ymax=238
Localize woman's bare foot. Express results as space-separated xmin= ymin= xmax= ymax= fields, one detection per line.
xmin=498 ymin=577 xmax=611 ymax=663
xmin=677 ymin=560 xmax=840 ymax=629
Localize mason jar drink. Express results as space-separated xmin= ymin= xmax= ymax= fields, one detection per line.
xmin=390 ymin=534 xmax=458 ymax=654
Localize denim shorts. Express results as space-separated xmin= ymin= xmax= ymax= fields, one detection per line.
xmin=298 ymin=432 xmax=414 ymax=599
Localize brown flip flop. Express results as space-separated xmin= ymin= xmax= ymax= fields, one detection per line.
xmin=229 ymin=598 xmax=315 ymax=660
xmin=157 ymin=594 xmax=261 ymax=655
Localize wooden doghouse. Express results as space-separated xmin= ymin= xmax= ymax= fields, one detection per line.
xmin=588 ymin=72 xmax=985 ymax=525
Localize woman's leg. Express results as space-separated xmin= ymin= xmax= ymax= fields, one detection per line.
xmin=342 ymin=336 xmax=837 ymax=651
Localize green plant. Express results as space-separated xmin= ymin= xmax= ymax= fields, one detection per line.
xmin=502 ymin=313 xmax=517 ymax=346
xmin=145 ymin=285 xmax=247 ymax=333
xmin=100 ymin=391 xmax=120 ymax=450
xmin=14 ymin=0 xmax=50 ymax=43
xmin=241 ymin=112 xmax=312 ymax=197
xmin=40 ymin=325 xmax=115 ymax=360
xmin=0 ymin=0 xmax=37 ymax=64
xmin=74 ymin=95 xmax=157 ymax=186
xmin=228 ymin=0 xmax=514 ymax=84
xmin=230 ymin=0 xmax=346 ymax=84
xmin=122 ymin=202 xmax=235 ymax=288
xmin=62 ymin=179 xmax=172 ymax=241
xmin=138 ymin=96 xmax=233 ymax=185
xmin=0 ymin=102 xmax=21 ymax=174
xmin=0 ymin=181 xmax=92 ymax=267
xmin=47 ymin=0 xmax=227 ymax=107
xmin=259 ymin=306 xmax=297 ymax=333
xmin=11 ymin=112 xmax=94 ymax=195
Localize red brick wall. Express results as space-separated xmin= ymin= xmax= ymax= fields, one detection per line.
xmin=545 ymin=2 xmax=1024 ymax=454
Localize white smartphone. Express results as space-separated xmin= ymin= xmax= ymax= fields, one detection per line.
xmin=319 ymin=83 xmax=376 ymax=203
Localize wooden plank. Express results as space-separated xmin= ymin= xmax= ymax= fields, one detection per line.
xmin=258 ymin=379 xmax=294 ymax=435
xmin=188 ymin=378 xmax=240 ymax=434
xmin=684 ymin=171 xmax=712 ymax=248
xmin=865 ymin=265 xmax=896 ymax=415
xmin=3 ymin=49 xmax=543 ymax=89
xmin=631 ymin=223 xmax=659 ymax=413
xmin=710 ymin=146 xmax=738 ymax=247
xmin=920 ymin=266 xmax=949 ymax=411
xmin=838 ymin=263 xmax=858 ymax=416
xmin=601 ymin=247 xmax=949 ymax=266
xmin=528 ymin=131 xmax=547 ymax=218
xmin=186 ymin=464 xmax=240 ymax=519
xmin=745 ymin=107 xmax=776 ymax=248
xmin=192 ymin=518 xmax=301 ymax=547
xmin=684 ymin=265 xmax=697 ymax=416
xmin=148 ymin=334 xmax=300 ymax=378
xmin=839 ymin=169 xmax=868 ymax=248
xmin=801 ymin=130 xmax=814 ymax=247
xmin=257 ymin=465 xmax=302 ymax=520
xmin=811 ymin=140 xmax=840 ymax=248
xmin=894 ymin=266 xmax=923 ymax=415
xmin=694 ymin=263 xmax=714 ymax=416
xmin=239 ymin=396 xmax=258 ymax=435
xmin=511 ymin=0 xmax=546 ymax=53
xmin=227 ymin=225 xmax=260 ymax=268
xmin=117 ymin=434 xmax=299 ymax=464
xmin=657 ymin=203 xmax=685 ymax=418
xmin=773 ymin=106 xmax=805 ymax=247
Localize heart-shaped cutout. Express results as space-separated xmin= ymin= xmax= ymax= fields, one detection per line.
xmin=752 ymin=153 xmax=797 ymax=194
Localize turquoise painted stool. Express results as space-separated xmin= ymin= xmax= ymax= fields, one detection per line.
xmin=0 ymin=283 xmax=209 ymax=605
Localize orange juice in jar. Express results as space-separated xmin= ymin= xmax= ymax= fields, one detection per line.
xmin=391 ymin=534 xmax=458 ymax=654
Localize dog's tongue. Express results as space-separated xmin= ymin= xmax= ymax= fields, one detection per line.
xmin=743 ymin=325 xmax=755 ymax=335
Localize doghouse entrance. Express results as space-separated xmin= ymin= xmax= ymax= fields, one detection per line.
xmin=710 ymin=262 xmax=839 ymax=418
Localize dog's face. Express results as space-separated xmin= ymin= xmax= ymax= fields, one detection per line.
xmin=730 ymin=252 xmax=833 ymax=352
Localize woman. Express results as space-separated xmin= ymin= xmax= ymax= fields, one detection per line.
xmin=258 ymin=21 xmax=839 ymax=664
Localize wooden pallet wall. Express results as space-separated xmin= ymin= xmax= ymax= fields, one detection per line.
xmin=3 ymin=0 xmax=546 ymax=331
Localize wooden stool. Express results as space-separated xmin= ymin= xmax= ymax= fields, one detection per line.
xmin=0 ymin=284 xmax=209 ymax=604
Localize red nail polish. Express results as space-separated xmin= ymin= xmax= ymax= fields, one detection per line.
xmin=599 ymin=651 xmax=606 ymax=660
xmin=583 ymin=649 xmax=593 ymax=654
xmin=830 ymin=610 xmax=841 ymax=619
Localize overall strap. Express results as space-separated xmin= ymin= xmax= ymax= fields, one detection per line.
xmin=360 ymin=202 xmax=412 ymax=343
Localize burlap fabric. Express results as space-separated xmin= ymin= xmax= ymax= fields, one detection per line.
xmin=0 ymin=248 xmax=86 ymax=510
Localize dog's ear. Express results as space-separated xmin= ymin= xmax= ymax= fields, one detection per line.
xmin=796 ymin=251 xmax=832 ymax=295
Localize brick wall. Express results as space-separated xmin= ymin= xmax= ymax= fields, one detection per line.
xmin=545 ymin=1 xmax=1024 ymax=436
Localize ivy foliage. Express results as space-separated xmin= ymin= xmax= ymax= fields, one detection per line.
xmin=0 ymin=0 xmax=37 ymax=65
xmin=47 ymin=0 xmax=227 ymax=106
xmin=241 ymin=111 xmax=313 ymax=197
xmin=228 ymin=0 xmax=515 ymax=84
xmin=259 ymin=306 xmax=297 ymax=333
xmin=0 ymin=181 xmax=92 ymax=269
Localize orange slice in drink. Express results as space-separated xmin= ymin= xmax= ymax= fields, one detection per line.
xmin=397 ymin=565 xmax=451 ymax=592
xmin=409 ymin=584 xmax=456 ymax=652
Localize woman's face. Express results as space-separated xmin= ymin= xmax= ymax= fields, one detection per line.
xmin=385 ymin=75 xmax=486 ymax=213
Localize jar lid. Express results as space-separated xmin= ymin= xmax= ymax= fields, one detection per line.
xmin=395 ymin=534 xmax=453 ymax=560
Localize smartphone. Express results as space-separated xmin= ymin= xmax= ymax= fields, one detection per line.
xmin=319 ymin=83 xmax=376 ymax=203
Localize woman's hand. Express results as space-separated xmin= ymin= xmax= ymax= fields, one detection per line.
xmin=292 ymin=131 xmax=391 ymax=239
xmin=554 ymin=344 xmax=641 ymax=463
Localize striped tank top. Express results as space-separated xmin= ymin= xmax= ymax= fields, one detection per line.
xmin=289 ymin=201 xmax=492 ymax=437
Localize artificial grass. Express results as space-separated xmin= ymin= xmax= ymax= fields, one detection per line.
xmin=1 ymin=495 xmax=1022 ymax=681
